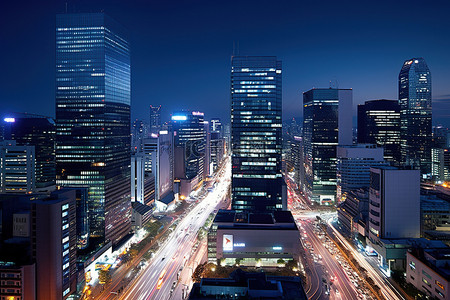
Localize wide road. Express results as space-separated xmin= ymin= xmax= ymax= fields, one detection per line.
xmin=116 ymin=159 xmax=231 ymax=300
xmin=286 ymin=175 xmax=359 ymax=299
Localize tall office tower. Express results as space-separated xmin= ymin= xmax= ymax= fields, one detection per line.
xmin=172 ymin=111 xmax=206 ymax=180
xmin=150 ymin=105 xmax=162 ymax=134
xmin=357 ymin=100 xmax=401 ymax=165
xmin=210 ymin=118 xmax=223 ymax=137
xmin=431 ymin=148 xmax=450 ymax=182
xmin=303 ymin=88 xmax=352 ymax=205
xmin=289 ymin=136 xmax=304 ymax=191
xmin=433 ymin=125 xmax=448 ymax=148
xmin=55 ymin=13 xmax=131 ymax=246
xmin=131 ymin=119 xmax=146 ymax=152
xmin=399 ymin=58 xmax=432 ymax=174
xmin=0 ymin=140 xmax=35 ymax=193
xmin=2 ymin=114 xmax=56 ymax=189
xmin=230 ymin=56 xmax=283 ymax=212
xmin=336 ymin=144 xmax=388 ymax=202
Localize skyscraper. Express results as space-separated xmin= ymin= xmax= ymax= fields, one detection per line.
xmin=399 ymin=58 xmax=432 ymax=174
xmin=357 ymin=99 xmax=401 ymax=165
xmin=150 ymin=105 xmax=162 ymax=134
xmin=2 ymin=114 xmax=56 ymax=189
xmin=303 ymin=88 xmax=352 ymax=205
xmin=55 ymin=13 xmax=131 ymax=246
xmin=230 ymin=56 xmax=283 ymax=212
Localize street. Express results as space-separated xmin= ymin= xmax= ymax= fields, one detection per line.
xmin=113 ymin=159 xmax=231 ymax=300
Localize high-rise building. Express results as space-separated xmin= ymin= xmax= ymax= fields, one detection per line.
xmin=34 ymin=189 xmax=77 ymax=300
xmin=399 ymin=58 xmax=432 ymax=174
xmin=0 ymin=140 xmax=35 ymax=193
xmin=357 ymin=100 xmax=401 ymax=165
xmin=303 ymin=88 xmax=352 ymax=205
xmin=131 ymin=119 xmax=146 ymax=153
xmin=171 ymin=111 xmax=206 ymax=181
xmin=336 ymin=144 xmax=388 ymax=202
xmin=150 ymin=105 xmax=162 ymax=134
xmin=288 ymin=136 xmax=304 ymax=191
xmin=55 ymin=13 xmax=131 ymax=246
xmin=230 ymin=56 xmax=283 ymax=212
xmin=368 ymin=166 xmax=420 ymax=242
xmin=2 ymin=114 xmax=56 ymax=189
xmin=210 ymin=118 xmax=223 ymax=137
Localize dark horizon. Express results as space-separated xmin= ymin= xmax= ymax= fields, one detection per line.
xmin=1 ymin=0 xmax=450 ymax=126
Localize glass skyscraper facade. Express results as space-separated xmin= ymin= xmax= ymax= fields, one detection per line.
xmin=150 ymin=105 xmax=162 ymax=134
xmin=230 ymin=56 xmax=283 ymax=212
xmin=55 ymin=13 xmax=131 ymax=246
xmin=2 ymin=114 xmax=56 ymax=188
xmin=171 ymin=111 xmax=206 ymax=180
xmin=399 ymin=58 xmax=432 ymax=174
xmin=303 ymin=88 xmax=352 ymax=205
xmin=357 ymin=99 xmax=401 ymax=165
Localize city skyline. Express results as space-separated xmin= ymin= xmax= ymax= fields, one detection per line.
xmin=2 ymin=1 xmax=450 ymax=126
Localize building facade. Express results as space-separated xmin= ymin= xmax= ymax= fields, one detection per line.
xmin=55 ymin=13 xmax=131 ymax=246
xmin=2 ymin=114 xmax=56 ymax=189
xmin=368 ymin=166 xmax=421 ymax=245
xmin=171 ymin=111 xmax=206 ymax=181
xmin=302 ymin=88 xmax=352 ymax=205
xmin=0 ymin=140 xmax=35 ymax=193
xmin=357 ymin=100 xmax=401 ymax=165
xmin=230 ymin=56 xmax=283 ymax=212
xmin=208 ymin=210 xmax=300 ymax=267
xmin=149 ymin=105 xmax=162 ymax=135
xmin=399 ymin=58 xmax=432 ymax=174
xmin=336 ymin=144 xmax=387 ymax=202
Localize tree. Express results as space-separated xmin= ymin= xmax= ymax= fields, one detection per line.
xmin=99 ymin=269 xmax=111 ymax=285
xmin=235 ymin=258 xmax=242 ymax=266
xmin=286 ymin=259 xmax=298 ymax=269
xmin=277 ymin=258 xmax=286 ymax=265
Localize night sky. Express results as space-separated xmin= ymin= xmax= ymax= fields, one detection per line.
xmin=1 ymin=0 xmax=450 ymax=126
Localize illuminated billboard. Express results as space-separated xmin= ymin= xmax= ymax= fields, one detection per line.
xmin=223 ymin=234 xmax=233 ymax=252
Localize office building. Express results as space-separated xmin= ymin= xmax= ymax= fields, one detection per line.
xmin=171 ymin=111 xmax=206 ymax=197
xmin=207 ymin=210 xmax=300 ymax=267
xmin=2 ymin=114 xmax=56 ymax=189
xmin=189 ymin=269 xmax=307 ymax=300
xmin=55 ymin=13 xmax=131 ymax=246
xmin=288 ymin=136 xmax=304 ymax=191
xmin=406 ymin=248 xmax=449 ymax=299
xmin=399 ymin=58 xmax=432 ymax=174
xmin=131 ymin=119 xmax=146 ymax=153
xmin=337 ymin=188 xmax=369 ymax=238
xmin=0 ymin=189 xmax=77 ymax=300
xmin=0 ymin=263 xmax=36 ymax=300
xmin=210 ymin=118 xmax=223 ymax=137
xmin=368 ymin=166 xmax=420 ymax=241
xmin=357 ymin=100 xmax=401 ymax=165
xmin=143 ymin=130 xmax=174 ymax=204
xmin=303 ymin=88 xmax=352 ymax=205
xmin=336 ymin=144 xmax=387 ymax=202
xmin=150 ymin=105 xmax=162 ymax=134
xmin=131 ymin=153 xmax=146 ymax=204
xmin=230 ymin=56 xmax=283 ymax=212
xmin=34 ymin=189 xmax=77 ymax=300
xmin=0 ymin=140 xmax=35 ymax=193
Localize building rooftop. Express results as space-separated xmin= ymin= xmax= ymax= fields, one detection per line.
xmin=214 ymin=210 xmax=297 ymax=230
xmin=132 ymin=202 xmax=153 ymax=216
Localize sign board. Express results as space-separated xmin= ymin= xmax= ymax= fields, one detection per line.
xmin=223 ymin=234 xmax=233 ymax=252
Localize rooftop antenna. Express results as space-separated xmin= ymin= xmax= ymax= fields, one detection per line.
xmin=65 ymin=2 xmax=68 ymax=13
